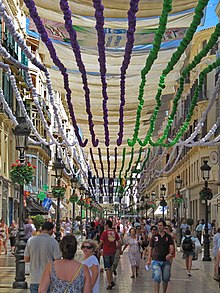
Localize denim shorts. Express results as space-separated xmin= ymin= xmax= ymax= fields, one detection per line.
xmin=151 ymin=260 xmax=171 ymax=283
xmin=30 ymin=284 xmax=50 ymax=293
xmin=103 ymin=255 xmax=115 ymax=270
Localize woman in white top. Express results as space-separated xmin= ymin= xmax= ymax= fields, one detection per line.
xmin=81 ymin=240 xmax=100 ymax=293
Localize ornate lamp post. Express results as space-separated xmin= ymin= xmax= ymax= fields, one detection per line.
xmin=160 ymin=184 xmax=167 ymax=220
xmin=200 ymin=160 xmax=212 ymax=261
xmin=175 ymin=175 xmax=183 ymax=247
xmin=79 ymin=184 xmax=86 ymax=225
xmin=12 ymin=117 xmax=30 ymax=289
xmin=151 ymin=191 xmax=156 ymax=221
xmin=54 ymin=157 xmax=65 ymax=242
xmin=70 ymin=175 xmax=78 ymax=222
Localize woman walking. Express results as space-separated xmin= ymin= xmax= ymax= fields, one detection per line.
xmin=0 ymin=219 xmax=8 ymax=255
xmin=181 ymin=229 xmax=196 ymax=277
xmin=122 ymin=228 xmax=141 ymax=278
xmin=39 ymin=234 xmax=91 ymax=292
xmin=81 ymin=240 xmax=100 ymax=293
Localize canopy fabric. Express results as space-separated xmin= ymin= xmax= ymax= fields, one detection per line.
xmin=22 ymin=0 xmax=199 ymax=178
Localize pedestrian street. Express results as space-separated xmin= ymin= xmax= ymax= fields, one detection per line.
xmin=0 ymin=249 xmax=219 ymax=293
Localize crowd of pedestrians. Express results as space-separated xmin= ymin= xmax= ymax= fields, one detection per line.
xmin=1 ymin=215 xmax=220 ymax=292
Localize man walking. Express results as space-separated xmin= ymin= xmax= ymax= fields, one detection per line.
xmin=99 ymin=219 xmax=121 ymax=290
xmin=147 ymin=220 xmax=174 ymax=293
xmin=24 ymin=222 xmax=60 ymax=293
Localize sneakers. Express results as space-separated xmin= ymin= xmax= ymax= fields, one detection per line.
xmin=106 ymin=285 xmax=112 ymax=290
xmin=113 ymin=270 xmax=117 ymax=276
xmin=213 ymin=275 xmax=220 ymax=281
xmin=111 ymin=282 xmax=115 ymax=288
xmin=187 ymin=272 xmax=192 ymax=277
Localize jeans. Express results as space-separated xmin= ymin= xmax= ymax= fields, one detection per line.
xmin=30 ymin=283 xmax=50 ymax=293
xmin=30 ymin=284 xmax=39 ymax=293
xmin=152 ymin=260 xmax=171 ymax=283
xmin=103 ymin=255 xmax=115 ymax=270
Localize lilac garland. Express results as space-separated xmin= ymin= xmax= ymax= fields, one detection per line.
xmin=23 ymin=0 xmax=87 ymax=147
xmin=90 ymin=148 xmax=99 ymax=178
xmin=117 ymin=0 xmax=140 ymax=146
xmin=92 ymin=0 xmax=109 ymax=147
xmin=60 ymin=0 xmax=98 ymax=147
xmin=107 ymin=147 xmax=110 ymax=178
xmin=113 ymin=147 xmax=117 ymax=178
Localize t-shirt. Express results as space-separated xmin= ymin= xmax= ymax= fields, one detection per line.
xmin=83 ymin=255 xmax=100 ymax=293
xmin=24 ymin=233 xmax=61 ymax=284
xmin=100 ymin=229 xmax=120 ymax=256
xmin=150 ymin=232 xmax=174 ymax=261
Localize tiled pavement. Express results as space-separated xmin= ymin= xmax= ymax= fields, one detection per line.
xmin=0 ymin=248 xmax=219 ymax=293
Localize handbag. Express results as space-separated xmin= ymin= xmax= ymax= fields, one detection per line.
xmin=64 ymin=263 xmax=83 ymax=293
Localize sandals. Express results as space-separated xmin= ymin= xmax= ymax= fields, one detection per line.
xmin=106 ymin=285 xmax=112 ymax=290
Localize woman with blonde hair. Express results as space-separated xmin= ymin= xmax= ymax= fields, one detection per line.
xmin=39 ymin=234 xmax=91 ymax=293
xmin=81 ymin=239 xmax=100 ymax=293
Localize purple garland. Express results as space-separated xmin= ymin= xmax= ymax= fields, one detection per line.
xmin=90 ymin=148 xmax=99 ymax=178
xmin=98 ymin=148 xmax=108 ymax=195
xmin=117 ymin=0 xmax=140 ymax=146
xmin=92 ymin=0 xmax=110 ymax=147
xmin=60 ymin=0 xmax=99 ymax=147
xmin=113 ymin=147 xmax=117 ymax=178
xmin=107 ymin=147 xmax=110 ymax=179
xmin=24 ymin=0 xmax=87 ymax=147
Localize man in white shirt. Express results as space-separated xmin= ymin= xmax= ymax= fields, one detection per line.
xmin=24 ymin=222 xmax=60 ymax=293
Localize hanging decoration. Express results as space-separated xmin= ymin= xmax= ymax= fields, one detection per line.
xmin=127 ymin=0 xmax=173 ymax=147
xmin=52 ymin=186 xmax=66 ymax=198
xmin=90 ymin=148 xmax=99 ymax=178
xmin=107 ymin=148 xmax=110 ymax=179
xmin=10 ymin=161 xmax=36 ymax=185
xmin=60 ymin=0 xmax=98 ymax=147
xmin=93 ymin=0 xmax=109 ymax=146
xmin=151 ymin=22 xmax=220 ymax=146
xmin=23 ymin=0 xmax=87 ymax=147
xmin=113 ymin=147 xmax=117 ymax=179
xmin=69 ymin=195 xmax=79 ymax=203
xmin=137 ymin=0 xmax=209 ymax=147
xmin=117 ymin=0 xmax=140 ymax=146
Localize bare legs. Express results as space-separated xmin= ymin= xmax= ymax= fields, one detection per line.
xmin=106 ymin=269 xmax=113 ymax=286
xmin=185 ymin=255 xmax=193 ymax=275
xmin=154 ymin=282 xmax=168 ymax=293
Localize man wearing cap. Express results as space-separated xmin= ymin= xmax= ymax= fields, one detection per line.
xmin=24 ymin=221 xmax=61 ymax=293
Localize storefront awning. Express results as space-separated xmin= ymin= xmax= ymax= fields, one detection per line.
xmin=26 ymin=196 xmax=49 ymax=215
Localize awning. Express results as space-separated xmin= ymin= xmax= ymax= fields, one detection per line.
xmin=51 ymin=199 xmax=67 ymax=211
xmin=154 ymin=205 xmax=168 ymax=215
xmin=147 ymin=208 xmax=153 ymax=216
xmin=26 ymin=196 xmax=49 ymax=215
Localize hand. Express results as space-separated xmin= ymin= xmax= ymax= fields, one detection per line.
xmin=166 ymin=254 xmax=172 ymax=261
xmin=146 ymin=259 xmax=151 ymax=266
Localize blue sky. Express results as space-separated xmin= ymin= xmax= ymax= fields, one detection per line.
xmin=198 ymin=0 xmax=219 ymax=31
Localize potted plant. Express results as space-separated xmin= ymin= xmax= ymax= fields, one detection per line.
xmin=10 ymin=161 xmax=36 ymax=185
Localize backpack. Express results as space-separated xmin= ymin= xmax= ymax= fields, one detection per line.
xmin=182 ymin=236 xmax=194 ymax=251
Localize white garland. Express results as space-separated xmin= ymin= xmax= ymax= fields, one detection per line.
xmin=0 ymin=2 xmax=89 ymax=178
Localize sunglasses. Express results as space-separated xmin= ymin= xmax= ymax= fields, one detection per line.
xmin=81 ymin=245 xmax=92 ymax=250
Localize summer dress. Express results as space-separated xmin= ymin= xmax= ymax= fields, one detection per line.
xmin=50 ymin=261 xmax=84 ymax=293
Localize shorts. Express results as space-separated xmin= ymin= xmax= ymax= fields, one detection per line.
xmin=103 ymin=255 xmax=115 ymax=270
xmin=152 ymin=260 xmax=171 ymax=283
xmin=183 ymin=251 xmax=194 ymax=257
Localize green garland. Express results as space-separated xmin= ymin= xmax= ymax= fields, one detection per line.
xmin=199 ymin=187 xmax=213 ymax=200
xmin=124 ymin=147 xmax=134 ymax=178
xmin=151 ymin=23 xmax=220 ymax=146
xmin=10 ymin=162 xmax=36 ymax=185
xmin=127 ymin=0 xmax=173 ymax=147
xmin=160 ymin=57 xmax=220 ymax=147
xmin=52 ymin=186 xmax=66 ymax=198
xmin=134 ymin=0 xmax=209 ymax=147
xmin=69 ymin=195 xmax=78 ymax=203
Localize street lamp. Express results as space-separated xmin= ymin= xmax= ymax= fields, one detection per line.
xmin=54 ymin=157 xmax=65 ymax=242
xmin=12 ymin=117 xmax=31 ymax=289
xmin=175 ymin=175 xmax=183 ymax=247
xmin=160 ymin=184 xmax=167 ymax=220
xmin=151 ymin=191 xmax=156 ymax=221
xmin=79 ymin=184 xmax=86 ymax=226
xmin=71 ymin=175 xmax=78 ymax=223
xmin=200 ymin=160 xmax=212 ymax=261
